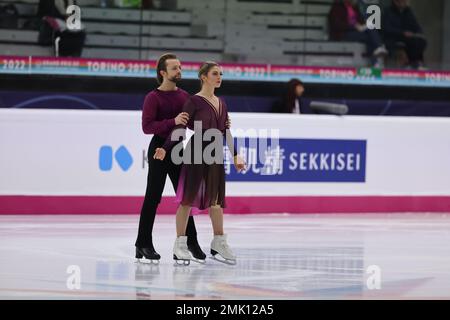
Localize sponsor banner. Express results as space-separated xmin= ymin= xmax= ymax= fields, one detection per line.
xmin=224 ymin=138 xmax=366 ymax=182
xmin=1 ymin=109 xmax=449 ymax=213
xmin=2 ymin=56 xmax=450 ymax=87
xmin=0 ymin=56 xmax=29 ymax=74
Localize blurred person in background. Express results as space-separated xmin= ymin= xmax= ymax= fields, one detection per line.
xmin=37 ymin=0 xmax=86 ymax=57
xmin=382 ymin=0 xmax=427 ymax=69
xmin=328 ymin=0 xmax=388 ymax=68
xmin=272 ymin=79 xmax=311 ymax=114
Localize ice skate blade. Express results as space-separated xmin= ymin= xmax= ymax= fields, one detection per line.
xmin=173 ymin=254 xmax=190 ymax=266
xmin=135 ymin=258 xmax=160 ymax=265
xmin=191 ymin=257 xmax=206 ymax=265
xmin=173 ymin=260 xmax=190 ymax=266
xmin=210 ymin=255 xmax=237 ymax=265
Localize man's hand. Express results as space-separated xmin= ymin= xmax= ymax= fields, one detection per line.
xmin=404 ymin=31 xmax=414 ymax=38
xmin=355 ymin=23 xmax=367 ymax=32
xmin=175 ymin=112 xmax=189 ymax=126
xmin=154 ymin=148 xmax=166 ymax=160
xmin=226 ymin=115 xmax=231 ymax=129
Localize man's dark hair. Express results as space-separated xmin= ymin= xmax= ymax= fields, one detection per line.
xmin=156 ymin=53 xmax=178 ymax=84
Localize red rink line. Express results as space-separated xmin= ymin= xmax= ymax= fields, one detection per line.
xmin=0 ymin=195 xmax=449 ymax=214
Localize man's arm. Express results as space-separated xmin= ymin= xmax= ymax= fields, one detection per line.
xmin=141 ymin=93 xmax=176 ymax=135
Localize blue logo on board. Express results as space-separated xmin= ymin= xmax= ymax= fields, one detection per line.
xmin=99 ymin=145 xmax=133 ymax=171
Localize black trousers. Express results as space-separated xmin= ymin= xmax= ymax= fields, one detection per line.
xmin=404 ymin=37 xmax=427 ymax=65
xmin=135 ymin=135 xmax=198 ymax=248
xmin=386 ymin=36 xmax=427 ymax=66
xmin=343 ymin=29 xmax=383 ymax=57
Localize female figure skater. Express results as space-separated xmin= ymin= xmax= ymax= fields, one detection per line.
xmin=154 ymin=61 xmax=246 ymax=265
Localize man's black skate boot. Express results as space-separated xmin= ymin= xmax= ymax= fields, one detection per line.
xmin=136 ymin=243 xmax=161 ymax=264
xmin=187 ymin=236 xmax=206 ymax=264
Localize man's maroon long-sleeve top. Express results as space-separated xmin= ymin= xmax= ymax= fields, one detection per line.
xmin=141 ymin=88 xmax=190 ymax=138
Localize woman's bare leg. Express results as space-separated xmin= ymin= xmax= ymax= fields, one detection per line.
xmin=209 ymin=205 xmax=224 ymax=235
xmin=176 ymin=204 xmax=191 ymax=237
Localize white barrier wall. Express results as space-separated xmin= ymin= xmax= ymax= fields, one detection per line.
xmin=1 ymin=109 xmax=450 ymax=214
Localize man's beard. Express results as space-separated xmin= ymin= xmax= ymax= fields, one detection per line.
xmin=169 ymin=75 xmax=181 ymax=83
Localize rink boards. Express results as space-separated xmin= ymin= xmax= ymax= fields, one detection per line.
xmin=0 ymin=109 xmax=449 ymax=214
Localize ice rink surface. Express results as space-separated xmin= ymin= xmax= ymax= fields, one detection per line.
xmin=1 ymin=213 xmax=449 ymax=299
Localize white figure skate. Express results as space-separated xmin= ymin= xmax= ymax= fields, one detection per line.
xmin=173 ymin=236 xmax=192 ymax=266
xmin=210 ymin=234 xmax=236 ymax=265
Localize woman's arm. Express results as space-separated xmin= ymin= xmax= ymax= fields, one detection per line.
xmin=224 ymin=109 xmax=246 ymax=172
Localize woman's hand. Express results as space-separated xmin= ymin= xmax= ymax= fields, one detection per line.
xmin=233 ymin=155 xmax=246 ymax=172
xmin=153 ymin=148 xmax=166 ymax=160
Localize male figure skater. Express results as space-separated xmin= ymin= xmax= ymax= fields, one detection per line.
xmin=135 ymin=53 xmax=206 ymax=263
